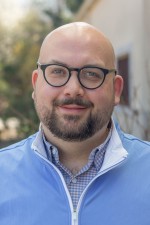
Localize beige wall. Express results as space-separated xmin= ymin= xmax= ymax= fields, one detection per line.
xmin=76 ymin=0 xmax=150 ymax=139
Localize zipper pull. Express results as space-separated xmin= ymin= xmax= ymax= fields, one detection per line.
xmin=73 ymin=210 xmax=77 ymax=225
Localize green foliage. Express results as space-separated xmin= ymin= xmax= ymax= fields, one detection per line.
xmin=65 ymin=0 xmax=85 ymax=13
xmin=44 ymin=8 xmax=72 ymax=28
xmin=0 ymin=10 xmax=49 ymax=137
xmin=43 ymin=0 xmax=85 ymax=28
xmin=0 ymin=0 xmax=84 ymax=140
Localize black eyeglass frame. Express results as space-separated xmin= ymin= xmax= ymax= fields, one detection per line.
xmin=37 ymin=62 xmax=117 ymax=90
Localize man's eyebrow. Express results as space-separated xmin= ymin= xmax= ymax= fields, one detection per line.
xmin=47 ymin=60 xmax=105 ymax=68
xmin=48 ymin=60 xmax=69 ymax=67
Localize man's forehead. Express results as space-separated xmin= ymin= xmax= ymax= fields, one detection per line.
xmin=39 ymin=22 xmax=116 ymax=68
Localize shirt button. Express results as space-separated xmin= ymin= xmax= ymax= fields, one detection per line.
xmin=52 ymin=149 xmax=57 ymax=155
xmin=72 ymin=178 xmax=77 ymax=183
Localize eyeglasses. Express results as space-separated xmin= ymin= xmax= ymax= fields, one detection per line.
xmin=37 ymin=62 xmax=116 ymax=90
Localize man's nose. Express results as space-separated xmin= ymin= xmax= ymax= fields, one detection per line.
xmin=63 ymin=71 xmax=85 ymax=97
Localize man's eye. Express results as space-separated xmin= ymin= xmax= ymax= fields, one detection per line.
xmin=52 ymin=68 xmax=65 ymax=74
xmin=86 ymin=72 xmax=98 ymax=77
xmin=83 ymin=71 xmax=101 ymax=80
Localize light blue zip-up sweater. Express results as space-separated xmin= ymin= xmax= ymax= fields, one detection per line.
xmin=0 ymin=123 xmax=150 ymax=225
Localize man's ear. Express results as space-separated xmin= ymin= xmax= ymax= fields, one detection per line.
xmin=114 ymin=75 xmax=124 ymax=106
xmin=32 ymin=70 xmax=38 ymax=100
xmin=32 ymin=69 xmax=38 ymax=88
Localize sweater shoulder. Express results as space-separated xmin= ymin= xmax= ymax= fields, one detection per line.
xmin=0 ymin=133 xmax=37 ymax=154
xmin=121 ymin=132 xmax=150 ymax=153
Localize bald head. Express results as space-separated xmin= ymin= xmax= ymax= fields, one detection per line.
xmin=38 ymin=22 xmax=116 ymax=69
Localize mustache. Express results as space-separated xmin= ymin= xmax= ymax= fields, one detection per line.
xmin=53 ymin=98 xmax=93 ymax=108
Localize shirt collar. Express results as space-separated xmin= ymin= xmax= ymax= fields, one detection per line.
xmin=34 ymin=126 xmax=110 ymax=171
xmin=32 ymin=119 xmax=128 ymax=172
xmin=88 ymin=129 xmax=112 ymax=171
xmin=100 ymin=119 xmax=128 ymax=172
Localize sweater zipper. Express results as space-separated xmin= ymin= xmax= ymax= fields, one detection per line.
xmin=35 ymin=150 xmax=126 ymax=225
xmin=73 ymin=209 xmax=77 ymax=225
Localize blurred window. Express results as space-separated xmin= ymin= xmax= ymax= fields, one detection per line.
xmin=117 ymin=54 xmax=130 ymax=105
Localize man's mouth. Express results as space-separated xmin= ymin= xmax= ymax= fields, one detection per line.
xmin=58 ymin=104 xmax=87 ymax=114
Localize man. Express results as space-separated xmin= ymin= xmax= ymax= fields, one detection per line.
xmin=0 ymin=22 xmax=150 ymax=225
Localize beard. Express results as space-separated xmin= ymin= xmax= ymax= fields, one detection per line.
xmin=34 ymin=96 xmax=114 ymax=142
